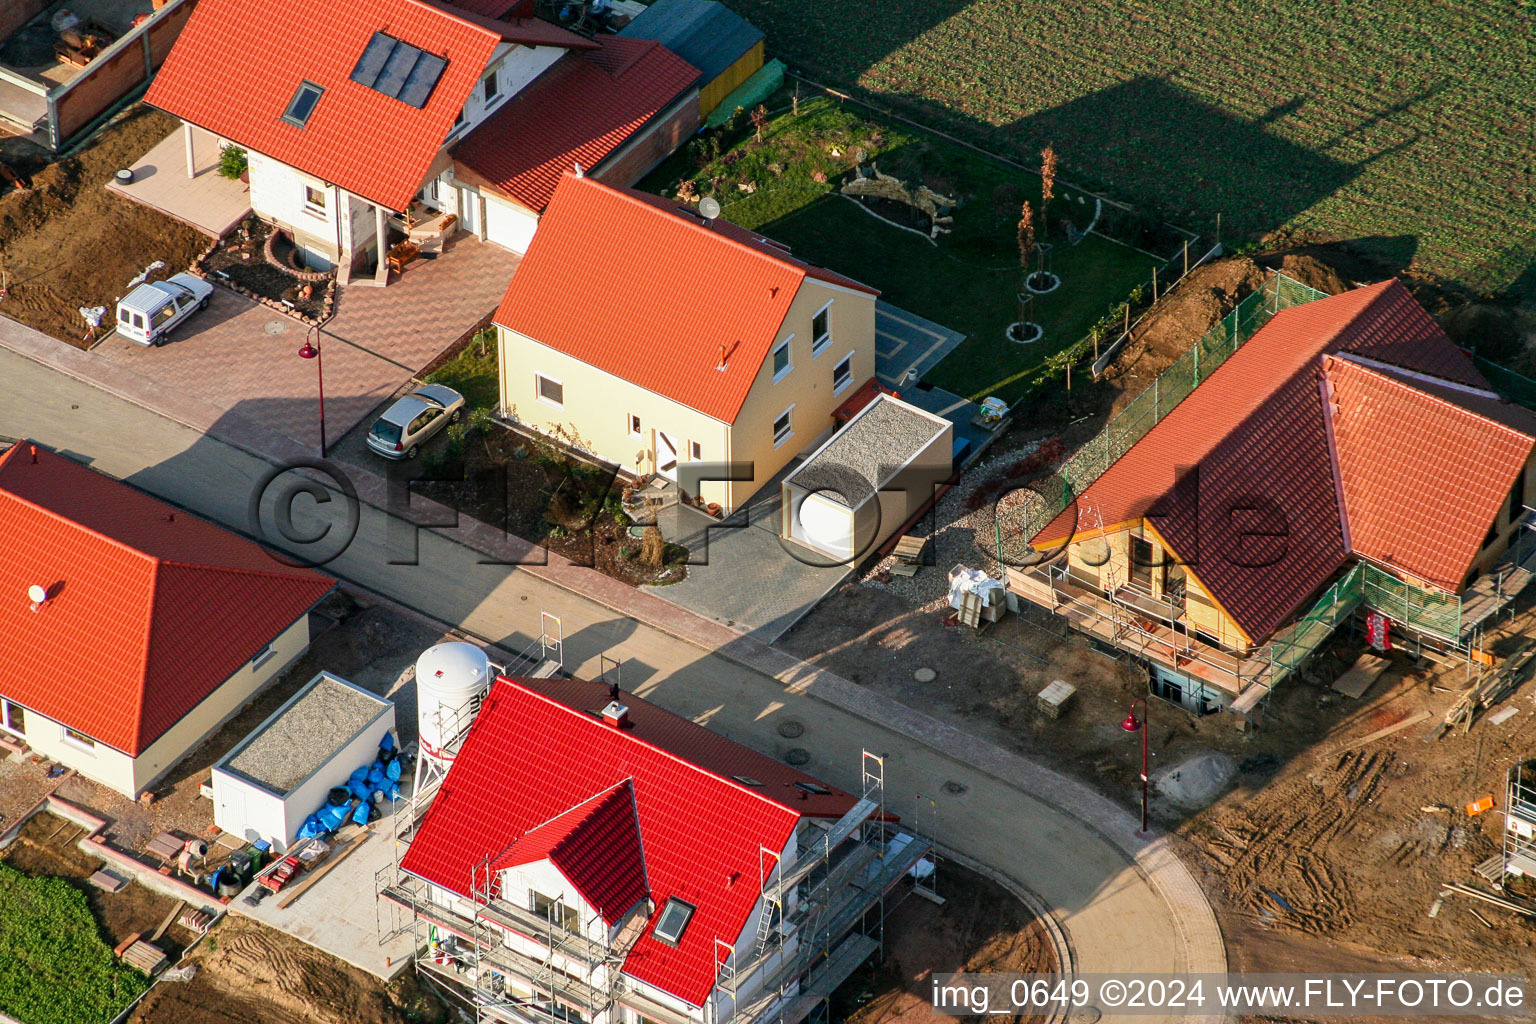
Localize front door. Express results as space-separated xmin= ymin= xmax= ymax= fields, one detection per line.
xmin=456 ymin=187 xmax=478 ymax=234
xmin=655 ymin=430 xmax=680 ymax=481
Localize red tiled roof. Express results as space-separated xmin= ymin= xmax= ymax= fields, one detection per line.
xmin=491 ymin=781 xmax=649 ymax=924
xmin=0 ymin=444 xmax=334 ymax=755
xmin=452 ymin=36 xmax=699 ymax=212
xmin=1032 ymin=280 xmax=1504 ymax=641
xmin=492 ymin=173 xmax=878 ymax=422
xmin=146 ymin=0 xmax=574 ymax=212
xmin=400 ymin=678 xmax=862 ymax=1005
xmin=424 ymin=2 xmax=599 ymax=49
xmin=1326 ymin=355 xmax=1535 ymax=589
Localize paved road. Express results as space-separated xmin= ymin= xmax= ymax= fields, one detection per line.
xmin=0 ymin=347 xmax=1224 ymax=1023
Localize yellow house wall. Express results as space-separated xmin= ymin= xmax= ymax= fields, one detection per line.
xmin=497 ymin=327 xmax=733 ymax=505
xmin=724 ymin=279 xmax=876 ymax=510
xmin=131 ymin=615 xmax=312 ymax=795
xmin=9 ymin=615 xmax=312 ymax=798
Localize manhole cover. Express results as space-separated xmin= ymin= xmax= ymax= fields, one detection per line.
xmin=785 ymin=747 xmax=810 ymax=766
xmin=264 ymin=320 xmax=287 ymax=335
xmin=913 ymin=667 xmax=937 ymax=683
xmin=777 ymin=720 xmax=805 ymax=739
xmin=943 ymin=780 xmax=967 ymax=795
xmin=1066 ymin=1010 xmax=1101 ymax=1024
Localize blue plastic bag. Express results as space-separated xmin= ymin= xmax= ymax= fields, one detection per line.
xmin=385 ymin=758 xmax=402 ymax=782
xmin=352 ymin=800 xmax=371 ymax=825
xmin=379 ymin=732 xmax=395 ymax=752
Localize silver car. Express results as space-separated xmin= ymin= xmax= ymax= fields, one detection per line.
xmin=365 ymin=384 xmax=465 ymax=460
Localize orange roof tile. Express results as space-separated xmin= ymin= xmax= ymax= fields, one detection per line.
xmin=452 ymin=36 xmax=699 ymax=213
xmin=1326 ymin=355 xmax=1535 ymax=590
xmin=146 ymin=0 xmax=587 ymax=212
xmin=0 ymin=444 xmax=334 ymax=755
xmin=1033 ymin=280 xmax=1510 ymax=641
xmin=493 ymin=173 xmax=877 ymax=422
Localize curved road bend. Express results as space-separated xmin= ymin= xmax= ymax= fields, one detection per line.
xmin=0 ymin=346 xmax=1225 ymax=1024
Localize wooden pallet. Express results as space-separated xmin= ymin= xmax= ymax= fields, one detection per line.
xmin=116 ymin=936 xmax=168 ymax=976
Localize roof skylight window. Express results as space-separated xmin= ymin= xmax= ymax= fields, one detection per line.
xmin=282 ymin=81 xmax=324 ymax=128
xmin=652 ymin=897 xmax=695 ymax=945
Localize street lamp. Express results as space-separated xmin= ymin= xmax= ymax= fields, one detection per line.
xmin=298 ymin=331 xmax=326 ymax=458
xmin=1121 ymin=697 xmax=1148 ymax=834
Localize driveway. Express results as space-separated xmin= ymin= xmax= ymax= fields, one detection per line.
xmin=87 ymin=236 xmax=519 ymax=450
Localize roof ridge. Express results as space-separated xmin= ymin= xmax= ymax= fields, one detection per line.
xmin=489 ymin=778 xmax=634 ymax=869
xmin=405 ymin=0 xmax=505 ymax=44
xmin=129 ymin=557 xmax=161 ymax=752
xmin=1326 ymin=354 xmax=1536 ymax=442
xmin=569 ymin=174 xmax=809 ymax=291
xmin=509 ymin=681 xmax=807 ymax=824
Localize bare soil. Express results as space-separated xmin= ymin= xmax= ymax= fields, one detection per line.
xmin=129 ymin=916 xmax=444 ymax=1024
xmin=199 ymin=218 xmax=332 ymax=321
xmin=837 ymin=865 xmax=1055 ymax=1024
xmin=783 ymin=574 xmax=1536 ymax=980
xmin=0 ymin=811 xmax=192 ymax=957
xmin=0 ymin=105 xmax=208 ymax=346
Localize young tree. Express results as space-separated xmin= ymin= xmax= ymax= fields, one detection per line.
xmin=750 ymin=104 xmax=769 ymax=142
xmin=1039 ymin=144 xmax=1058 ymax=231
xmin=1017 ymin=201 xmax=1036 ymax=320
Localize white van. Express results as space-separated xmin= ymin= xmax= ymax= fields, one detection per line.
xmin=115 ymin=272 xmax=215 ymax=346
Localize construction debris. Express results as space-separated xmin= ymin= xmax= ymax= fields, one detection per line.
xmin=1465 ymin=795 xmax=1495 ymax=817
xmin=1438 ymin=640 xmax=1536 ymax=736
xmin=1442 ymin=882 xmax=1536 ymax=919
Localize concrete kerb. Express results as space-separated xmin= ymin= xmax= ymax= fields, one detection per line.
xmin=0 ymin=315 xmax=1228 ymax=1001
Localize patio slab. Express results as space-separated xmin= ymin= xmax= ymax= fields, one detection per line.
xmin=875 ymin=299 xmax=965 ymax=388
xmin=87 ymin=236 xmax=520 ymax=450
xmin=106 ymin=125 xmax=251 ymax=237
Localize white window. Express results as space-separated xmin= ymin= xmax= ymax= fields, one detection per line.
xmin=303 ymin=185 xmax=327 ymax=216
xmin=689 ymin=440 xmax=702 ymax=460
xmin=536 ymin=373 xmax=564 ymax=408
xmin=1 ymin=699 xmax=25 ymax=736
xmin=833 ymin=352 xmax=854 ymax=395
xmin=628 ymin=414 xmax=643 ymax=437
xmin=811 ymin=302 xmax=833 ymax=356
xmin=251 ymin=644 xmax=278 ymax=670
xmin=482 ymin=65 xmax=500 ymax=103
xmin=773 ymin=406 xmax=794 ymax=448
xmin=531 ymin=890 xmax=579 ymax=932
xmin=772 ymin=336 xmax=793 ymax=382
xmin=652 ymin=897 xmax=695 ymax=945
xmin=62 ymin=726 xmax=96 ymax=753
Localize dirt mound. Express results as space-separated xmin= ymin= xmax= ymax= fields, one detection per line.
xmin=1268 ymin=252 xmax=1349 ymax=295
xmin=131 ymin=917 xmax=441 ymax=1024
xmin=0 ymin=105 xmax=207 ymax=346
xmin=1100 ymin=255 xmax=1265 ymax=417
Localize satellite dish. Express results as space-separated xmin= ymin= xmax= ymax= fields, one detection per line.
xmin=27 ymin=584 xmax=47 ymax=604
xmin=698 ymin=197 xmax=721 ymax=221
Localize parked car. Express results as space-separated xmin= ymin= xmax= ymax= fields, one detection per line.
xmin=114 ymin=272 xmax=215 ymax=346
xmin=366 ymin=384 xmax=466 ymax=460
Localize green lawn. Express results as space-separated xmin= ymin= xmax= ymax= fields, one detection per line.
xmin=0 ymin=864 xmax=148 ymax=1024
xmin=639 ymin=98 xmax=1162 ymax=405
xmin=722 ymin=0 xmax=1536 ymax=300
xmin=426 ymin=327 xmax=498 ymax=409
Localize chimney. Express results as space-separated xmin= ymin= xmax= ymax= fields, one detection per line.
xmin=601 ymin=700 xmax=630 ymax=728
xmin=609 ymin=681 xmax=621 ymax=703
xmin=717 ymin=344 xmax=727 ymax=371
xmin=29 ymin=444 xmax=37 ymax=464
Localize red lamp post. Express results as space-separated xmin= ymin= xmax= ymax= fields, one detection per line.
xmin=298 ymin=331 xmax=326 ymax=458
xmin=1121 ymin=697 xmax=1149 ymax=834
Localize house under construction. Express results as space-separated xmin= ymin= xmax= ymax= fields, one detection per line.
xmin=1006 ymin=275 xmax=1536 ymax=720
xmin=378 ymin=674 xmax=933 ymax=1024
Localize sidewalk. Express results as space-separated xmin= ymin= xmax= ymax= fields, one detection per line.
xmin=0 ymin=317 xmax=1227 ymax=1021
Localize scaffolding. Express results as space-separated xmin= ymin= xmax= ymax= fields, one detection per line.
xmin=380 ymin=749 xmax=933 ymax=1024
xmin=1503 ymin=759 xmax=1536 ymax=883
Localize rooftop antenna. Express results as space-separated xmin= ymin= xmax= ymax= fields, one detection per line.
xmin=698 ymin=197 xmax=721 ymax=224
xmin=27 ymin=584 xmax=48 ymax=612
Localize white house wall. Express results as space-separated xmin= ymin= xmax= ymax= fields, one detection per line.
xmin=14 ymin=707 xmax=138 ymax=795
xmin=247 ymin=150 xmax=343 ymax=268
xmin=446 ymin=43 xmax=564 ymax=147
xmin=211 ymin=768 xmax=286 ymax=850
xmin=276 ymin=703 xmax=395 ymax=850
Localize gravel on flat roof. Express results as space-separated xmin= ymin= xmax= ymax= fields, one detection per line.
xmin=224 ymin=674 xmax=388 ymax=794
xmin=787 ymin=398 xmax=948 ymax=507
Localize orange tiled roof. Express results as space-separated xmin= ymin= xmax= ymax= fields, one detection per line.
xmin=146 ymin=0 xmax=588 ymax=212
xmin=1032 ymin=280 xmax=1520 ymax=641
xmin=493 ymin=173 xmax=877 ymax=423
xmin=0 ymin=444 xmax=334 ymax=755
xmin=452 ymin=36 xmax=699 ymax=213
xmin=1326 ymin=354 xmax=1535 ymax=589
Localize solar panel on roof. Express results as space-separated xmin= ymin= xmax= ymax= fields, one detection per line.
xmin=351 ymin=31 xmax=447 ymax=109
xmin=399 ymin=52 xmax=448 ymax=108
